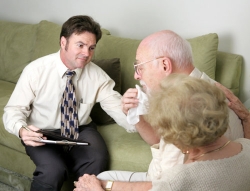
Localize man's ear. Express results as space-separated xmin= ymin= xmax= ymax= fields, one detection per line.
xmin=162 ymin=57 xmax=172 ymax=75
xmin=60 ymin=36 xmax=66 ymax=48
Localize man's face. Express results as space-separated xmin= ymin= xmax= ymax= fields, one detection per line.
xmin=60 ymin=32 xmax=96 ymax=70
xmin=134 ymin=46 xmax=166 ymax=94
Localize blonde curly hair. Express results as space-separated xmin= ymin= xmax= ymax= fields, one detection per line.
xmin=145 ymin=74 xmax=229 ymax=150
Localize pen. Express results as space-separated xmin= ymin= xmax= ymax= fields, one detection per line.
xmin=22 ymin=126 xmax=44 ymax=140
xmin=22 ymin=126 xmax=31 ymax=131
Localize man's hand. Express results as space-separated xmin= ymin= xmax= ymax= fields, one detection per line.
xmin=19 ymin=125 xmax=47 ymax=147
xmin=74 ymin=174 xmax=104 ymax=191
xmin=121 ymin=88 xmax=139 ymax=115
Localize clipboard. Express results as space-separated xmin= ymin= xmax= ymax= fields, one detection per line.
xmin=36 ymin=129 xmax=89 ymax=146
xmin=39 ymin=139 xmax=88 ymax=145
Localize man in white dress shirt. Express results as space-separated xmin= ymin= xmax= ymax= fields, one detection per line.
xmin=3 ymin=15 xmax=133 ymax=191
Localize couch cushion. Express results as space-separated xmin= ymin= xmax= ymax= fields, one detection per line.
xmin=187 ymin=33 xmax=218 ymax=80
xmin=92 ymin=58 xmax=121 ymax=93
xmin=215 ymin=51 xmax=243 ymax=96
xmin=98 ymin=123 xmax=152 ymax=171
xmin=0 ymin=21 xmax=38 ymax=83
xmin=31 ymin=20 xmax=61 ymax=61
xmin=94 ymin=31 xmax=218 ymax=94
xmin=90 ymin=58 xmax=121 ymax=125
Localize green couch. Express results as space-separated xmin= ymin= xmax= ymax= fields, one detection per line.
xmin=0 ymin=20 xmax=243 ymax=191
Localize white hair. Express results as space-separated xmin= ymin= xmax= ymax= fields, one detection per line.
xmin=148 ymin=31 xmax=193 ymax=70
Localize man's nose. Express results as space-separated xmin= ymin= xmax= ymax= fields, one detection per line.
xmin=134 ymin=72 xmax=141 ymax=80
xmin=81 ymin=47 xmax=90 ymax=56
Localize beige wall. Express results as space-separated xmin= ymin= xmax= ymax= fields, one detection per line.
xmin=0 ymin=0 xmax=249 ymax=102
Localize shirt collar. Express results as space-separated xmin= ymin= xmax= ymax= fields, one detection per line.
xmin=56 ymin=51 xmax=83 ymax=80
xmin=189 ymin=67 xmax=202 ymax=78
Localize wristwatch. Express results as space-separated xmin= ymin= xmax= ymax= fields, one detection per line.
xmin=105 ymin=180 xmax=114 ymax=191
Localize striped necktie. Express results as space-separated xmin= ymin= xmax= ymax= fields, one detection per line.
xmin=61 ymin=70 xmax=79 ymax=139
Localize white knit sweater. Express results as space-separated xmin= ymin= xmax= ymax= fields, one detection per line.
xmin=151 ymin=138 xmax=250 ymax=191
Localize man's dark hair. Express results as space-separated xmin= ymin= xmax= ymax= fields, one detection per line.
xmin=60 ymin=15 xmax=102 ymax=43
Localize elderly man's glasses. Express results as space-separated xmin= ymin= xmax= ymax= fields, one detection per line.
xmin=133 ymin=57 xmax=163 ymax=75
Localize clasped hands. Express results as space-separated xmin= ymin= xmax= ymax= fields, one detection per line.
xmin=74 ymin=174 xmax=104 ymax=191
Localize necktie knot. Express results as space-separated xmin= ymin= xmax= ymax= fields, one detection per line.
xmin=65 ymin=70 xmax=76 ymax=79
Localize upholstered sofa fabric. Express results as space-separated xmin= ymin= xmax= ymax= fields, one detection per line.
xmin=215 ymin=51 xmax=242 ymax=96
xmin=31 ymin=20 xmax=61 ymax=61
xmin=0 ymin=19 xmax=243 ymax=190
xmin=187 ymin=33 xmax=218 ymax=80
xmin=94 ymin=34 xmax=141 ymax=94
xmin=0 ymin=21 xmax=38 ymax=83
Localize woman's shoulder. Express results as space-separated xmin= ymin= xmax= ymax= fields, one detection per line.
xmin=233 ymin=138 xmax=250 ymax=157
xmin=234 ymin=138 xmax=250 ymax=147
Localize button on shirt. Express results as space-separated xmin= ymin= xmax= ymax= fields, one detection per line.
xmin=3 ymin=51 xmax=135 ymax=137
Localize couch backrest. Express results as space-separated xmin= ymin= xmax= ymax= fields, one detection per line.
xmin=0 ymin=20 xmax=62 ymax=85
xmin=0 ymin=20 xmax=242 ymax=96
xmin=0 ymin=21 xmax=38 ymax=83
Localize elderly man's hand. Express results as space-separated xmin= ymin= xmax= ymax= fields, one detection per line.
xmin=121 ymin=88 xmax=139 ymax=115
xmin=74 ymin=174 xmax=104 ymax=191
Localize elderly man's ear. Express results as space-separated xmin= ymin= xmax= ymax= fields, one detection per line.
xmin=161 ymin=57 xmax=173 ymax=75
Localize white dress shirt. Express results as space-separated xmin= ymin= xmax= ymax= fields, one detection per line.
xmin=3 ymin=51 xmax=135 ymax=137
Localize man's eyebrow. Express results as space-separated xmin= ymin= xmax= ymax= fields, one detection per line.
xmin=76 ymin=41 xmax=96 ymax=47
xmin=75 ymin=41 xmax=85 ymax=45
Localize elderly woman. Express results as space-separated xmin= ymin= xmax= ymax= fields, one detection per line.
xmin=146 ymin=74 xmax=250 ymax=190
xmin=74 ymin=74 xmax=250 ymax=191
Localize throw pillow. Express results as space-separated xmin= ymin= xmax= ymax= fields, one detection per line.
xmin=215 ymin=51 xmax=243 ymax=96
xmin=90 ymin=58 xmax=121 ymax=125
xmin=187 ymin=33 xmax=218 ymax=79
xmin=93 ymin=34 xmax=141 ymax=94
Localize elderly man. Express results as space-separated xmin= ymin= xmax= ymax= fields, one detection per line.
xmin=74 ymin=30 xmax=248 ymax=191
